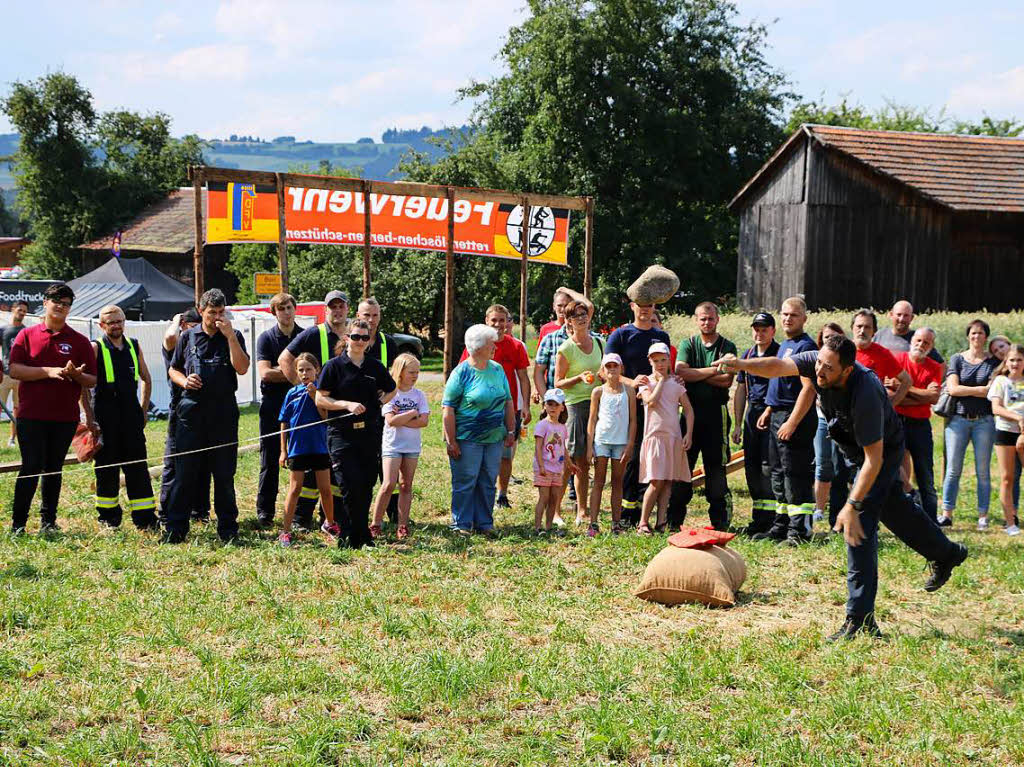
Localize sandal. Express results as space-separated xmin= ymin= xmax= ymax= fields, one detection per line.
xmin=637 ymin=523 xmax=653 ymax=536
xmin=396 ymin=524 xmax=409 ymax=541
xmin=369 ymin=524 xmax=382 ymax=539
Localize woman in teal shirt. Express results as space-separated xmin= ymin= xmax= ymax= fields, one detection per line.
xmin=443 ymin=325 xmax=515 ymax=534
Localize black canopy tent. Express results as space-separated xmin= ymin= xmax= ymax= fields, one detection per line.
xmin=68 ymin=257 xmax=195 ymax=320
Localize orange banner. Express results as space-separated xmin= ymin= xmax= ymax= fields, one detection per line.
xmin=206 ymin=183 xmax=571 ymax=267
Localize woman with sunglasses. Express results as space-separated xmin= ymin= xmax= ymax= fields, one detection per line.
xmin=316 ymin=318 xmax=396 ymax=548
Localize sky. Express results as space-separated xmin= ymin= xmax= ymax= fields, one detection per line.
xmin=2 ymin=0 xmax=1022 ymax=141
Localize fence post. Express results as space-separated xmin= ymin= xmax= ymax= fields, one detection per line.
xmin=250 ymin=316 xmax=258 ymax=406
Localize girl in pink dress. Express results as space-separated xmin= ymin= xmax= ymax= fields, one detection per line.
xmin=637 ymin=343 xmax=693 ymax=534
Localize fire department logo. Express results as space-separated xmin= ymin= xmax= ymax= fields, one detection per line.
xmin=57 ymin=343 xmax=73 ymax=354
xmin=505 ymin=205 xmax=556 ymax=257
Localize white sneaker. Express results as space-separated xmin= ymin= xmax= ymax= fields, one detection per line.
xmin=6 ymin=438 xmax=14 ymax=447
xmin=977 ymin=516 xmax=989 ymax=531
xmin=1006 ymin=525 xmax=1021 ymax=536
xmin=551 ymin=514 xmax=566 ymax=529
xmin=812 ymin=510 xmax=824 ymax=523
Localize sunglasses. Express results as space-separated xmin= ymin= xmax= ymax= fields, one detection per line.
xmin=570 ymin=312 xmax=588 ymax=320
xmin=349 ymin=333 xmax=371 ymax=342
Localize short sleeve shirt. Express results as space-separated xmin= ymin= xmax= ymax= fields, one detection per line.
xmin=533 ymin=419 xmax=568 ymax=475
xmin=169 ymin=327 xmax=246 ymax=402
xmin=286 ymin=324 xmax=342 ymax=367
xmin=678 ymin=334 xmax=738 ymax=408
xmin=792 ymin=351 xmax=903 ymax=465
xmin=442 ymin=360 xmax=511 ymax=444
xmin=316 ymin=353 xmax=396 ymax=444
xmin=873 ymin=327 xmax=944 ymax=364
xmin=382 ymin=386 xmax=430 ymax=454
xmin=987 ymin=375 xmax=1024 ymax=434
xmin=10 ymin=323 xmax=97 ymax=422
xmin=2 ymin=323 xmax=25 ymax=367
xmin=737 ymin=341 xmax=780 ymax=406
xmin=856 ymin=342 xmax=903 ymax=383
xmin=605 ymin=324 xmax=670 ymax=380
xmin=256 ymin=324 xmax=301 ymax=402
xmin=766 ymin=333 xmax=817 ymax=408
xmin=895 ymin=352 xmax=942 ymax=419
xmin=947 ymin=353 xmax=999 ymax=418
xmin=278 ymin=383 xmax=328 ymax=457
xmin=459 ymin=334 xmax=529 ymax=406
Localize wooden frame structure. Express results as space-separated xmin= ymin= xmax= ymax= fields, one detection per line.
xmin=187 ymin=166 xmax=593 ymax=375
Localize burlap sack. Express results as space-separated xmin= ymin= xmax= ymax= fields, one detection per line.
xmin=635 ymin=544 xmax=747 ymax=607
xmin=626 ymin=266 xmax=680 ymax=305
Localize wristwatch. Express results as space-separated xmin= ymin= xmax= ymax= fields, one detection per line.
xmin=849 ymin=499 xmax=864 ymax=513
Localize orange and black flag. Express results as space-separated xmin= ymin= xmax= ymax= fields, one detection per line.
xmin=206 ymin=181 xmax=279 ymax=243
xmin=491 ymin=203 xmax=570 ymax=267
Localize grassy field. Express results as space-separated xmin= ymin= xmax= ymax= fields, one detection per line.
xmin=0 ymin=382 xmax=1022 ymax=766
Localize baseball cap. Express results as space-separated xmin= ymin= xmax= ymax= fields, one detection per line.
xmin=601 ymin=352 xmax=623 ymax=367
xmin=648 ymin=342 xmax=670 ymax=357
xmin=324 ymin=290 xmax=349 ymax=306
xmin=544 ymin=388 xmax=566 ymax=404
xmin=751 ymin=312 xmax=775 ymax=327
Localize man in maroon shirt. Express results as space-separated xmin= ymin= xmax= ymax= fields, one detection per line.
xmin=8 ymin=283 xmax=97 ymax=533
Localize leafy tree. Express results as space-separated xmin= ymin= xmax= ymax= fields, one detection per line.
xmin=404 ymin=0 xmax=791 ymax=326
xmin=0 ymin=73 xmax=204 ymax=279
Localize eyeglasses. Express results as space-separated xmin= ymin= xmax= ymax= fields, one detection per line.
xmin=570 ymin=312 xmax=588 ymax=320
xmin=349 ymin=333 xmax=371 ymax=342
xmin=50 ymin=299 xmax=73 ymax=308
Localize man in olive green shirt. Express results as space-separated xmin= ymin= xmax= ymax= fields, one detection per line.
xmin=669 ymin=302 xmax=737 ymax=530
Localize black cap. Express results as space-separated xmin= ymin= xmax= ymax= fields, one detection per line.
xmin=751 ymin=312 xmax=775 ymax=327
xmin=182 ymin=308 xmax=202 ymax=324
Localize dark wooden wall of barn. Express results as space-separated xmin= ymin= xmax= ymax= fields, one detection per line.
xmin=948 ymin=213 xmax=1024 ymax=311
xmin=802 ymin=148 xmax=951 ymax=311
xmin=736 ymin=139 xmax=809 ymax=311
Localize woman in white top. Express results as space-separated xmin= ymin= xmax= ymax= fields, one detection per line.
xmin=987 ymin=343 xmax=1024 ymax=536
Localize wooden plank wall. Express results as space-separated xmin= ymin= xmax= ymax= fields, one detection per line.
xmin=736 ymin=139 xmax=808 ymax=311
xmin=949 ymin=212 xmax=1024 ymax=311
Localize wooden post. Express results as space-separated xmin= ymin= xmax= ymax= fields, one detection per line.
xmin=192 ymin=167 xmax=204 ymax=305
xmin=519 ymin=197 xmax=530 ymax=343
xmin=362 ymin=180 xmax=372 ymax=298
xmin=275 ymin=173 xmax=288 ymax=292
xmin=443 ymin=187 xmax=456 ymax=377
xmin=584 ymin=196 xmax=594 ymax=299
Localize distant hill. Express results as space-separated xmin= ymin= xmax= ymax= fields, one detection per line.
xmin=0 ymin=126 xmax=469 ymax=191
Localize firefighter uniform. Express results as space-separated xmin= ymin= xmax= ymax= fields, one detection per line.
xmin=737 ymin=340 xmax=780 ymax=535
xmin=92 ymin=336 xmax=157 ymax=529
xmin=255 ymin=322 xmax=301 ymax=524
xmin=366 ymin=331 xmax=399 ymax=523
xmin=159 ymin=345 xmax=211 ymax=521
xmin=164 ymin=326 xmax=247 ymax=542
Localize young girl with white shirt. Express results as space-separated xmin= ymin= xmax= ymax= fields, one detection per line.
xmin=585 ymin=353 xmax=636 ymax=536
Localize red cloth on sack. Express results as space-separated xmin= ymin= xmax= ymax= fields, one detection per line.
xmin=668 ymin=526 xmax=736 ymax=549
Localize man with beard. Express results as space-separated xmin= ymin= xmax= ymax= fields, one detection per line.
xmin=718 ymin=335 xmax=968 ymax=639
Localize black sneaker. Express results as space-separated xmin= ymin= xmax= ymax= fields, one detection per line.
xmin=10 ymin=525 xmax=26 ymax=537
xmin=936 ymin=515 xmax=953 ymax=528
xmin=752 ymin=522 xmax=787 ymax=542
xmin=783 ymin=533 xmax=811 ymax=546
xmin=191 ymin=512 xmax=210 ymax=524
xmin=162 ymin=528 xmax=188 ymax=544
xmin=827 ymin=614 xmax=883 ymax=642
xmin=255 ymin=514 xmax=274 ymax=529
xmin=495 ymin=494 xmax=512 ymax=509
xmin=39 ymin=521 xmax=61 ymax=535
xmin=924 ymin=542 xmax=968 ymax=592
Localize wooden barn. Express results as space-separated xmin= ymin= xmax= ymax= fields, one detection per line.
xmin=729 ymin=124 xmax=1024 ymax=312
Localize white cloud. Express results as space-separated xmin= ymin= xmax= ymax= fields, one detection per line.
xmin=948 ymin=66 xmax=1024 ymax=115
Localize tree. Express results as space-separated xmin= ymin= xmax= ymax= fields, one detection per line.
xmin=0 ymin=73 xmax=204 ymax=279
xmin=405 ymin=0 xmax=791 ymax=325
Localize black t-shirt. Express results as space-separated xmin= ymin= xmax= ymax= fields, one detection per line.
xmin=1 ymin=323 xmax=25 ymax=366
xmin=737 ymin=340 xmax=780 ymax=406
xmin=162 ymin=345 xmax=182 ymax=411
xmin=170 ymin=326 xmax=247 ymax=403
xmin=605 ymin=324 xmax=670 ymax=380
xmin=286 ymin=323 xmax=342 ymax=367
xmin=316 ymin=353 xmax=396 ymax=446
xmin=256 ymin=323 xmax=301 ymax=402
xmin=792 ymin=351 xmax=903 ymax=466
xmin=94 ymin=336 xmax=143 ymax=417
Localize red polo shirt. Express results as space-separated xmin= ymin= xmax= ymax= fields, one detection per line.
xmin=895 ymin=352 xmax=943 ymax=419
xmin=538 ymin=320 xmax=562 ymax=343
xmin=9 ymin=323 xmax=97 ymax=422
xmin=856 ymin=342 xmax=903 ymax=384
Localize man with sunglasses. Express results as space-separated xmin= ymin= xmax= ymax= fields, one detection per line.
xmin=8 ymin=283 xmax=97 ymax=534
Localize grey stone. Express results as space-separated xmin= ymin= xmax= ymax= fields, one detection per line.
xmin=626 ymin=266 xmax=679 ymax=305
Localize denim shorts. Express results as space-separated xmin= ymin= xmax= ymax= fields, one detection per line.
xmin=594 ymin=442 xmax=626 ymax=460
xmin=382 ymin=450 xmax=421 ymax=459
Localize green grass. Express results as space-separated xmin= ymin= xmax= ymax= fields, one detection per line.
xmin=0 ymin=386 xmax=1022 ymax=765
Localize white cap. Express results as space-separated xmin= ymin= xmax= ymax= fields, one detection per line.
xmin=647 ymin=342 xmax=670 ymax=357
xmin=544 ymin=388 xmax=566 ymax=404
xmin=601 ymin=352 xmax=623 ymax=367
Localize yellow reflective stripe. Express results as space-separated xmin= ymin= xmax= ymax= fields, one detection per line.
xmin=380 ymin=334 xmax=388 ymax=367
xmin=99 ymin=337 xmax=140 ymax=383
xmin=95 ymin=496 xmax=119 ymax=508
xmin=129 ymin=497 xmax=156 ymax=509
xmin=319 ymin=324 xmax=329 ymax=364
xmin=127 ymin=339 xmax=139 ymax=382
xmin=299 ymin=488 xmax=319 ymax=499
xmin=763 ymin=500 xmax=777 ymax=511
xmin=331 ymin=485 xmax=342 ymax=496
xmin=621 ymin=499 xmax=639 ymax=509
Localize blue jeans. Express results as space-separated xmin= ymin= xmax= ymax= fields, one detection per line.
xmin=942 ymin=414 xmax=995 ymax=517
xmin=903 ymin=416 xmax=938 ymax=520
xmin=449 ymin=440 xmax=503 ymax=531
xmin=814 ymin=415 xmax=834 ymax=482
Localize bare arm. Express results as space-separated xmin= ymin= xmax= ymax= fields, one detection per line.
xmin=316 ymin=390 xmax=363 ymax=414
xmin=586 ymin=387 xmax=601 ymax=458
xmin=991 ymin=397 xmax=1024 ymax=431
xmin=136 ymin=345 xmax=152 ymax=414
xmin=278 ymin=349 xmax=299 ymax=385
xmin=947 ymin=373 xmax=990 ymax=398
xmin=554 ymin=352 xmax=583 ymax=389
xmin=679 ymin=389 xmax=695 ymax=448
xmin=80 ymin=387 xmax=96 ymax=430
xmin=888 ymin=369 xmax=912 ymax=406
xmin=532 ymin=361 xmax=547 ymax=405
xmin=163 ymin=315 xmax=181 ymax=352
xmin=717 ymin=353 xmax=800 ymax=379
xmin=517 ymin=368 xmax=531 ymax=424
xmin=9 ymin=363 xmax=65 ymax=382
xmin=834 ymin=439 xmax=884 ymax=546
xmin=225 ymin=330 xmax=249 ymax=376
xmin=732 ymin=382 xmax=747 ymax=443
xmin=257 ymin=359 xmax=290 ymax=385
xmin=640 ymin=375 xmax=666 ymax=405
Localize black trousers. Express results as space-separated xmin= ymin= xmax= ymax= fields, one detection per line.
xmin=160 ymin=409 xmax=211 ymax=520
xmin=742 ymin=402 xmax=775 ymax=525
xmin=621 ymin=404 xmax=647 ymax=524
xmin=902 ymin=415 xmax=938 ymax=520
xmin=330 ymin=433 xmax=376 ymax=548
xmin=12 ymin=419 xmax=77 ymax=529
xmin=94 ymin=409 xmax=156 ymax=529
xmin=768 ymin=407 xmax=817 ymax=530
xmin=669 ymin=403 xmax=733 ymax=530
xmin=847 ymin=447 xmax=957 ymax=618
xmin=165 ymin=399 xmax=239 ymax=540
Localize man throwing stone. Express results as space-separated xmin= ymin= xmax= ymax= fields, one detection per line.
xmin=718 ymin=335 xmax=968 ymax=639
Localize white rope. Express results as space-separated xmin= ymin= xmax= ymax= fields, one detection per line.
xmin=10 ymin=411 xmax=357 ymax=482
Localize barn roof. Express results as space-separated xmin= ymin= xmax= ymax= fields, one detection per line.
xmin=730 ymin=124 xmax=1024 ymax=213
xmin=80 ymin=187 xmax=206 ymax=253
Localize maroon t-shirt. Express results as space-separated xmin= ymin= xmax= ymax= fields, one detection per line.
xmin=9 ymin=323 xmax=97 ymax=422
